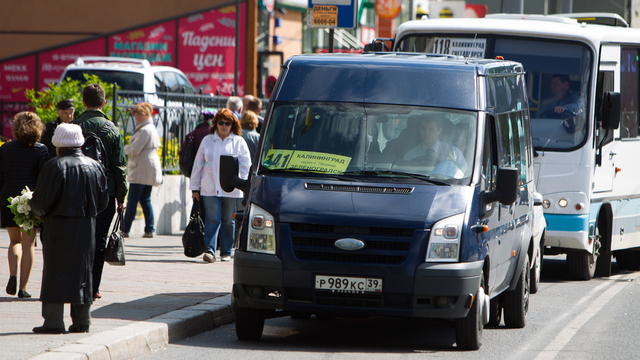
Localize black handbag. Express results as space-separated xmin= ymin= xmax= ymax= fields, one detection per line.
xmin=182 ymin=199 xmax=206 ymax=258
xmin=104 ymin=209 xmax=126 ymax=266
xmin=179 ymin=133 xmax=196 ymax=178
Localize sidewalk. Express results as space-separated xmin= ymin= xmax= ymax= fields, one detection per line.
xmin=0 ymin=231 xmax=234 ymax=360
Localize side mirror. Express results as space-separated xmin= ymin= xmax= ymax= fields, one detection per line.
xmin=484 ymin=168 xmax=518 ymax=206
xmin=602 ymin=91 xmax=621 ymax=130
xmin=219 ymin=155 xmax=249 ymax=193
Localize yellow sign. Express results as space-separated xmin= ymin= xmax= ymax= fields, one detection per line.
xmin=311 ymin=5 xmax=338 ymax=27
xmin=264 ymin=150 xmax=351 ymax=174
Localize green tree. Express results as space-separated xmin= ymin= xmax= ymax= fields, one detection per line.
xmin=25 ymin=74 xmax=119 ymax=124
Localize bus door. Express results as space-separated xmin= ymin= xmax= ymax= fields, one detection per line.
xmin=593 ymin=44 xmax=618 ymax=193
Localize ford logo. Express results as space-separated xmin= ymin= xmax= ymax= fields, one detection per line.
xmin=334 ymin=238 xmax=365 ymax=251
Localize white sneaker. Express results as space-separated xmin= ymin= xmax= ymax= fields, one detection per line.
xmin=203 ymin=252 xmax=215 ymax=263
xmin=221 ymin=256 xmax=231 ymax=262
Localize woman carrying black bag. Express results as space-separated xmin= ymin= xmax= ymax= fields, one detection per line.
xmin=183 ymin=199 xmax=206 ymax=258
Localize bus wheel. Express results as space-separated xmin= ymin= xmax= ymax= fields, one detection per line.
xmin=567 ymin=252 xmax=597 ymax=280
xmin=235 ymin=307 xmax=265 ymax=341
xmin=455 ymin=270 xmax=485 ymax=350
xmin=614 ymin=250 xmax=640 ymax=271
xmin=568 ymin=231 xmax=600 ymax=280
xmin=503 ymin=253 xmax=529 ymax=328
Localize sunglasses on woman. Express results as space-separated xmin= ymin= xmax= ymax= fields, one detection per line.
xmin=218 ymin=121 xmax=232 ymax=126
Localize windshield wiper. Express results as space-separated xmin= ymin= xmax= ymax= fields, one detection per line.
xmin=343 ymin=170 xmax=450 ymax=186
xmin=260 ymin=168 xmax=358 ymax=181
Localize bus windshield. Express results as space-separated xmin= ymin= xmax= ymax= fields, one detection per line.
xmin=260 ymin=102 xmax=477 ymax=185
xmin=397 ymin=35 xmax=592 ymax=151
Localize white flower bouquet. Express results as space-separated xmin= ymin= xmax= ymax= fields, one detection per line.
xmin=7 ymin=186 xmax=41 ymax=235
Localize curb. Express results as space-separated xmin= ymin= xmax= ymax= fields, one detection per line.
xmin=29 ymin=294 xmax=234 ymax=360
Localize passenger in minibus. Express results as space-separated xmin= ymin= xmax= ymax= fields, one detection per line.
xmin=402 ymin=114 xmax=467 ymax=170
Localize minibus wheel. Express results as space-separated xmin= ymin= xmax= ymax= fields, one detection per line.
xmin=235 ymin=307 xmax=265 ymax=341
xmin=455 ymin=270 xmax=485 ymax=350
xmin=503 ymin=253 xmax=530 ymax=328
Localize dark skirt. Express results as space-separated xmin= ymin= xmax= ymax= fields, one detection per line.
xmin=1 ymin=206 xmax=17 ymax=228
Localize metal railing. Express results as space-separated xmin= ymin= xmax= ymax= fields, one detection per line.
xmin=113 ymin=87 xmax=267 ymax=173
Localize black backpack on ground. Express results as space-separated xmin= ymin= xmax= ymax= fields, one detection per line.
xmin=81 ymin=124 xmax=110 ymax=178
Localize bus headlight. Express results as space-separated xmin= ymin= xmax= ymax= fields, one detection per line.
xmin=558 ymin=198 xmax=568 ymax=208
xmin=426 ymin=214 xmax=464 ymax=262
xmin=247 ymin=204 xmax=276 ymax=254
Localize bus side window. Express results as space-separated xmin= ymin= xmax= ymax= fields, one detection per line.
xmin=619 ymin=47 xmax=639 ymax=139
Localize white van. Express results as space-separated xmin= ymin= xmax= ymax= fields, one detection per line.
xmin=59 ymin=56 xmax=196 ymax=94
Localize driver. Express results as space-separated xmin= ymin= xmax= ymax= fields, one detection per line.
xmin=402 ymin=114 xmax=467 ymax=170
xmin=539 ymin=74 xmax=581 ymax=117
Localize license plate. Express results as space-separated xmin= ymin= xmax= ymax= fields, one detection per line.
xmin=315 ymin=275 xmax=382 ymax=293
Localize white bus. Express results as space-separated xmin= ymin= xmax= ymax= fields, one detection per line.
xmin=388 ymin=13 xmax=640 ymax=280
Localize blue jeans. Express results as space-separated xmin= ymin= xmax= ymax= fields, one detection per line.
xmin=202 ymin=196 xmax=235 ymax=257
xmin=123 ymin=183 xmax=154 ymax=234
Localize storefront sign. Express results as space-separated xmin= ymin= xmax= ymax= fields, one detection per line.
xmin=39 ymin=38 xmax=105 ymax=91
xmin=311 ymin=5 xmax=338 ymax=27
xmin=108 ymin=21 xmax=176 ymax=66
xmin=178 ymin=5 xmax=246 ymax=95
xmin=0 ymin=56 xmax=36 ymax=102
xmin=374 ymin=0 xmax=401 ymax=19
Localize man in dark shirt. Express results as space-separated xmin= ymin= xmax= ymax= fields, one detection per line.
xmin=73 ymin=84 xmax=127 ymax=301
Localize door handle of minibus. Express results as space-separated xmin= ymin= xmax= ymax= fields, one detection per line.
xmin=609 ymin=151 xmax=617 ymax=158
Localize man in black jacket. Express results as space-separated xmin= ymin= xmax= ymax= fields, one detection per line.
xmin=31 ymin=123 xmax=109 ymax=334
xmin=40 ymin=99 xmax=75 ymax=158
xmin=73 ymin=83 xmax=127 ymax=300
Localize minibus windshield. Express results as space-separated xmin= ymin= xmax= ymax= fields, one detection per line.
xmin=259 ymin=102 xmax=477 ymax=185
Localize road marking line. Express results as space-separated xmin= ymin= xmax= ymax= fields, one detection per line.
xmin=534 ymin=272 xmax=638 ymax=360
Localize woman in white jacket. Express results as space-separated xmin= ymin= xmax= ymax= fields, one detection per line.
xmin=123 ymin=102 xmax=162 ymax=238
xmin=190 ymin=108 xmax=251 ymax=263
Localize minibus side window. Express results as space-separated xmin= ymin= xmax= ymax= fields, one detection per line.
xmin=483 ymin=119 xmax=496 ymax=192
xmin=496 ymin=113 xmax=514 ymax=169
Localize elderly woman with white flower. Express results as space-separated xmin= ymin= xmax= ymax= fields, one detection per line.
xmin=0 ymin=112 xmax=49 ymax=299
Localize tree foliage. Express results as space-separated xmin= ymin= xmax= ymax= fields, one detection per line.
xmin=24 ymin=74 xmax=119 ymax=124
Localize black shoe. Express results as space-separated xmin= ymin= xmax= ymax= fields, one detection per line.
xmin=32 ymin=326 xmax=67 ymax=334
xmin=6 ymin=276 xmax=16 ymax=295
xmin=68 ymin=324 xmax=90 ymax=333
xmin=18 ymin=290 xmax=31 ymax=298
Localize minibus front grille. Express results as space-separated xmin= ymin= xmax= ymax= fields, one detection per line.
xmin=289 ymin=223 xmax=413 ymax=265
xmin=294 ymin=250 xmax=405 ymax=264
xmin=293 ymin=237 xmax=410 ymax=251
xmin=290 ymin=223 xmax=414 ymax=238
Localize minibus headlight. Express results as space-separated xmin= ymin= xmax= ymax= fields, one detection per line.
xmin=247 ymin=204 xmax=276 ymax=254
xmin=426 ymin=214 xmax=464 ymax=262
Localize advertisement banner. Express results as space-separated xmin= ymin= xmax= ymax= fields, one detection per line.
xmin=39 ymin=38 xmax=106 ymax=91
xmin=0 ymin=55 xmax=36 ymax=102
xmin=108 ymin=21 xmax=176 ymax=66
xmin=178 ymin=4 xmax=246 ymax=96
